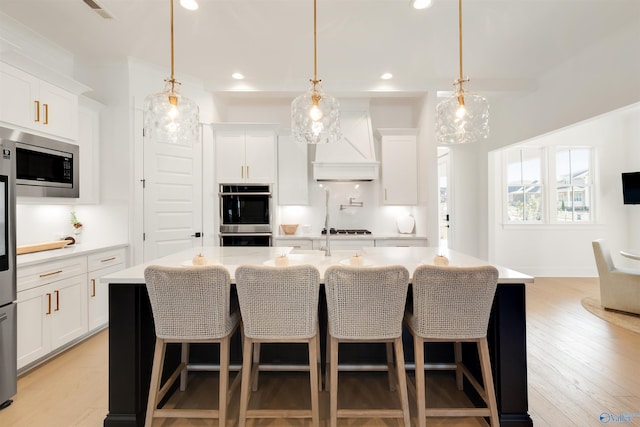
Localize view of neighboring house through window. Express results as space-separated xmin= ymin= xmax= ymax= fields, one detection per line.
xmin=555 ymin=147 xmax=592 ymax=223
xmin=506 ymin=148 xmax=543 ymax=223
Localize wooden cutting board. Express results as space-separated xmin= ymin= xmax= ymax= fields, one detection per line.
xmin=17 ymin=240 xmax=72 ymax=255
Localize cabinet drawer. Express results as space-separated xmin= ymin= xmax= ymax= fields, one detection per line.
xmin=88 ymin=248 xmax=126 ymax=272
xmin=375 ymin=239 xmax=428 ymax=247
xmin=274 ymin=239 xmax=313 ymax=250
xmin=17 ymin=257 xmax=88 ymax=293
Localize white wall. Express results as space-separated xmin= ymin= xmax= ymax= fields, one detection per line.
xmin=490 ymin=105 xmax=640 ymax=276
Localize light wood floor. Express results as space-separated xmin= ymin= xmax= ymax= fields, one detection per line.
xmin=1 ymin=277 xmax=639 ymax=427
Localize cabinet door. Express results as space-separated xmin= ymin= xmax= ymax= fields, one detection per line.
xmin=245 ymin=132 xmax=275 ymax=183
xmin=88 ymin=262 xmax=124 ymax=331
xmin=50 ymin=276 xmax=88 ymax=351
xmin=381 ymin=135 xmax=418 ymax=205
xmin=0 ymin=62 xmax=39 ymax=130
xmin=278 ymin=134 xmax=308 ymax=204
xmin=38 ymin=80 xmax=78 ymax=140
xmin=16 ymin=287 xmax=51 ymax=370
xmin=77 ymin=101 xmax=101 ymax=203
xmin=216 ymin=132 xmax=246 ymax=183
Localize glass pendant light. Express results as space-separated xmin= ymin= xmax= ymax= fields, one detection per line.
xmin=436 ymin=0 xmax=489 ymax=145
xmin=143 ymin=0 xmax=199 ymax=145
xmin=291 ymin=0 xmax=341 ymax=145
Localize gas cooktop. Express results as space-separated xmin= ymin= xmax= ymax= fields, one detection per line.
xmin=321 ymin=228 xmax=372 ymax=235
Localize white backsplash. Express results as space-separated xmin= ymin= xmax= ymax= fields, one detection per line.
xmin=277 ymin=181 xmax=419 ymax=236
xmin=16 ymin=203 xmax=129 ymax=246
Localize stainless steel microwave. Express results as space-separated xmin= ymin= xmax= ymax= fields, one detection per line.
xmin=6 ymin=128 xmax=80 ymax=198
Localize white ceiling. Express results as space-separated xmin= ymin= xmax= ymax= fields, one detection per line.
xmin=0 ymin=0 xmax=638 ymax=99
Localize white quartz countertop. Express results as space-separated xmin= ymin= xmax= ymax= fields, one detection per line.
xmin=102 ymin=246 xmax=533 ymax=285
xmin=17 ymin=242 xmax=129 ymax=267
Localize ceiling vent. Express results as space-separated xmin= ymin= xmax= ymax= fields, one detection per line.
xmin=82 ymin=0 xmax=114 ymax=19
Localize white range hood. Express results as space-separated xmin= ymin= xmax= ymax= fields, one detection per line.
xmin=313 ymin=109 xmax=379 ymax=181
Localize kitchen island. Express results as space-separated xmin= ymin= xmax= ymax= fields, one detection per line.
xmin=103 ymin=246 xmax=534 ymax=427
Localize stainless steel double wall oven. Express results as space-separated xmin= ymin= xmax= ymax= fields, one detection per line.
xmin=219 ymin=184 xmax=272 ymax=246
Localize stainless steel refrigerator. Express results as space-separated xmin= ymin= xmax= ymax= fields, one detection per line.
xmin=0 ymin=130 xmax=17 ymax=410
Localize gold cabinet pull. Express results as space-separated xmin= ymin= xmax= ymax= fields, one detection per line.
xmin=101 ymin=257 xmax=116 ymax=263
xmin=54 ymin=290 xmax=60 ymax=311
xmin=247 ymin=165 xmax=249 ymax=179
xmin=40 ymin=270 xmax=62 ymax=278
xmin=384 ymin=188 xmax=388 ymax=201
xmin=241 ymin=166 xmax=244 ymax=179
xmin=46 ymin=293 xmax=51 ymax=315
xmin=91 ymin=279 xmax=96 ymax=297
xmin=43 ymin=103 xmax=49 ymax=124
xmin=34 ymin=100 xmax=40 ymax=122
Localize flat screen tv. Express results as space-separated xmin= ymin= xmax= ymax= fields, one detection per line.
xmin=622 ymin=172 xmax=640 ymax=204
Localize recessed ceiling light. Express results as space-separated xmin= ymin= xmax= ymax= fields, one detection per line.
xmin=412 ymin=0 xmax=433 ymax=10
xmin=232 ymin=73 xmax=245 ymax=80
xmin=180 ymin=0 xmax=198 ymax=11
xmin=381 ymin=73 xmax=393 ymax=80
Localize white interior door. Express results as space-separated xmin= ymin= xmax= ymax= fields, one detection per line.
xmin=143 ymin=128 xmax=203 ymax=262
xmin=437 ymin=148 xmax=451 ymax=250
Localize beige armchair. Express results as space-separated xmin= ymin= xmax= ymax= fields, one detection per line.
xmin=592 ymin=239 xmax=640 ymax=315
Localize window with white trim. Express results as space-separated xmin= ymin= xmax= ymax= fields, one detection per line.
xmin=554 ymin=147 xmax=592 ymax=223
xmin=503 ymin=146 xmax=594 ymax=224
xmin=505 ymin=148 xmax=543 ymax=223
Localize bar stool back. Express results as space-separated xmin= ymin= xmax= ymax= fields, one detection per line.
xmin=143 ymin=265 xmax=240 ymax=427
xmin=406 ymin=264 xmax=499 ymax=427
xmin=324 ymin=265 xmax=411 ymax=427
xmin=235 ymin=264 xmax=321 ymax=427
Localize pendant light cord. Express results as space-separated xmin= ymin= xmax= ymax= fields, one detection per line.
xmin=170 ymin=0 xmax=175 ymax=82
xmin=311 ymin=0 xmax=321 ymax=103
xmin=313 ymin=0 xmax=317 ymax=83
xmin=458 ymin=0 xmax=463 ymax=82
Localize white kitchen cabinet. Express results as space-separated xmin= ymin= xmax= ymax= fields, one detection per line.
xmin=0 ymin=62 xmax=78 ymax=141
xmin=49 ymin=274 xmax=88 ymax=350
xmin=215 ymin=129 xmax=275 ymax=183
xmin=87 ymin=248 xmax=126 ymax=330
xmin=274 ymin=238 xmax=313 ymax=250
xmin=277 ymin=133 xmax=309 ymax=205
xmin=16 ymin=245 xmax=128 ymax=371
xmin=378 ymin=129 xmax=418 ymax=205
xmin=77 ymin=97 xmax=103 ymax=204
xmin=17 ymin=274 xmax=88 ymax=369
xmin=16 ymin=285 xmax=51 ymax=369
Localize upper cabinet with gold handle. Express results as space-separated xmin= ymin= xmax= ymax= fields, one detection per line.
xmin=0 ymin=62 xmax=79 ymax=141
xmin=215 ymin=128 xmax=276 ymax=184
xmin=378 ymin=129 xmax=419 ymax=206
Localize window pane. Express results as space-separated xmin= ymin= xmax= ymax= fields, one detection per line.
xmin=506 ymin=150 xmax=523 ymax=185
xmin=556 ymin=148 xmax=592 ymax=223
xmin=556 ymin=149 xmax=570 ymax=184
xmin=521 ymin=151 xmax=541 ymax=185
xmin=506 ymin=148 xmax=543 ymax=223
xmin=524 ymin=191 xmax=542 ymax=221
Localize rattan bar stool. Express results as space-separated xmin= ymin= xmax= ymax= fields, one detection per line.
xmin=406 ymin=265 xmax=500 ymax=427
xmin=235 ymin=264 xmax=321 ymax=427
xmin=324 ymin=265 xmax=411 ymax=427
xmin=143 ymin=265 xmax=240 ymax=427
